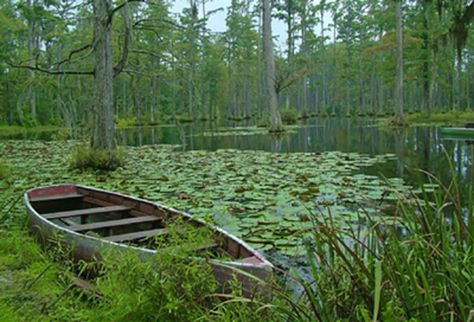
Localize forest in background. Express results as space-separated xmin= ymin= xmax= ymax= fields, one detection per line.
xmin=0 ymin=0 xmax=473 ymax=128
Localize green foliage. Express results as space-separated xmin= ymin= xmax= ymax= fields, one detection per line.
xmin=70 ymin=144 xmax=124 ymax=171
xmin=408 ymin=111 xmax=474 ymax=126
xmin=0 ymin=126 xmax=63 ymax=139
xmin=115 ymin=116 xmax=137 ymax=128
xmin=50 ymin=128 xmax=73 ymax=141
xmin=280 ymin=108 xmax=298 ymax=125
xmin=269 ymin=172 xmax=474 ymax=321
xmin=387 ymin=115 xmax=410 ymax=128
xmin=1 ymin=140 xmax=408 ymax=257
xmin=0 ymin=227 xmax=272 ymax=321
xmin=0 ymin=160 xmax=10 ymax=180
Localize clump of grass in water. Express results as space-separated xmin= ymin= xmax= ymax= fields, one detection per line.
xmin=267 ymin=169 xmax=474 ymax=321
xmin=70 ymin=144 xmax=124 ymax=171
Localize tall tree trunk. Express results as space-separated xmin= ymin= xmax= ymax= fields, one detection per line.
xmin=331 ymin=8 xmax=337 ymax=116
xmin=301 ymin=2 xmax=308 ymax=114
xmin=263 ymin=0 xmax=282 ymax=131
xmin=285 ymin=0 xmax=293 ymax=110
xmin=394 ymin=0 xmax=404 ymax=123
xmin=456 ymin=50 xmax=463 ymax=110
xmin=27 ymin=0 xmax=36 ymax=124
xmin=320 ymin=2 xmax=326 ymax=115
xmin=421 ymin=1 xmax=432 ymax=114
xmin=91 ymin=0 xmax=116 ymax=152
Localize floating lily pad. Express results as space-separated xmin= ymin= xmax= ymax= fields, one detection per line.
xmin=0 ymin=140 xmax=414 ymax=259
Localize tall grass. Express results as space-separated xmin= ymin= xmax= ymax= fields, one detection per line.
xmin=269 ymin=170 xmax=474 ymax=321
xmin=0 ymin=215 xmax=273 ymax=321
xmin=70 ymin=144 xmax=124 ymax=171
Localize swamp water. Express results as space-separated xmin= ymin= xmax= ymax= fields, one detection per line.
xmin=1 ymin=117 xmax=473 ymax=269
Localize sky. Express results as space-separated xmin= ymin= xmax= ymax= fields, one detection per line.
xmin=170 ymin=0 xmax=289 ymax=48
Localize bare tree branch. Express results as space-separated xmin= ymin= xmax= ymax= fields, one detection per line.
xmin=9 ymin=62 xmax=94 ymax=76
xmin=54 ymin=43 xmax=93 ymax=68
xmin=133 ymin=17 xmax=185 ymax=30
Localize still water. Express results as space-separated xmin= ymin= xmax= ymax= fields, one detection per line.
xmin=3 ymin=118 xmax=473 ymax=201
xmin=117 ymin=118 xmax=474 ymax=202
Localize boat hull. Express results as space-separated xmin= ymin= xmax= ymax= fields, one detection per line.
xmin=440 ymin=127 xmax=474 ymax=137
xmin=25 ymin=184 xmax=273 ymax=296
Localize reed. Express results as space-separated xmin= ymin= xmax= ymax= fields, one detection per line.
xmin=270 ymin=170 xmax=474 ymax=321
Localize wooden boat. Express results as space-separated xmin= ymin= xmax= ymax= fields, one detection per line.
xmin=440 ymin=127 xmax=474 ymax=137
xmin=24 ymin=184 xmax=273 ymax=294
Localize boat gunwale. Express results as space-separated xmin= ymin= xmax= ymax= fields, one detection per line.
xmin=24 ymin=183 xmax=273 ymax=270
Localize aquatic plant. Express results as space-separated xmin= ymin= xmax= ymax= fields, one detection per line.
xmin=266 ymin=171 xmax=474 ymax=321
xmin=280 ymin=108 xmax=298 ymax=125
xmin=0 ymin=140 xmax=411 ymax=257
xmin=70 ymin=144 xmax=124 ymax=171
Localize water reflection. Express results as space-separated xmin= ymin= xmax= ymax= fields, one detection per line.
xmin=2 ymin=118 xmax=472 ymax=201
xmin=117 ymin=118 xmax=473 ymax=201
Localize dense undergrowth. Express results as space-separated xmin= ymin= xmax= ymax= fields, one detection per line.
xmin=0 ymin=226 xmax=273 ymax=321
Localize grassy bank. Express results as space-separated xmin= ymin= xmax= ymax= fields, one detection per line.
xmin=0 ymin=227 xmax=273 ymax=321
xmin=0 ymin=126 xmax=66 ymax=139
xmin=407 ymin=111 xmax=474 ymax=126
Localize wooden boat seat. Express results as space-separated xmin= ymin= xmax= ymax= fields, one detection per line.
xmin=104 ymin=228 xmax=169 ymax=243
xmin=69 ymin=215 xmax=160 ymax=232
xmin=43 ymin=205 xmax=131 ymax=220
xmin=30 ymin=193 xmax=84 ymax=203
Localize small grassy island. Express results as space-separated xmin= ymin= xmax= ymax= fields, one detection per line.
xmin=1 ymin=0 xmax=474 ymax=321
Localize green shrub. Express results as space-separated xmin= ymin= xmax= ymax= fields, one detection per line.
xmin=70 ymin=145 xmax=124 ymax=171
xmin=280 ymin=108 xmax=298 ymax=125
xmin=115 ymin=116 xmax=138 ymax=128
xmin=51 ymin=128 xmax=73 ymax=141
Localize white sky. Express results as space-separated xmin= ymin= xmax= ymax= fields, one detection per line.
xmin=170 ymin=0 xmax=289 ymax=48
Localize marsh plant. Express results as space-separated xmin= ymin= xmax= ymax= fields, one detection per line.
xmin=70 ymin=144 xmax=124 ymax=171
xmin=266 ymin=172 xmax=474 ymax=321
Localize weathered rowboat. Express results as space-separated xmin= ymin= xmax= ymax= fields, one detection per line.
xmin=24 ymin=184 xmax=273 ymax=294
xmin=440 ymin=127 xmax=474 ymax=137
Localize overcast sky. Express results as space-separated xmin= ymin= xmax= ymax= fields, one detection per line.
xmin=170 ymin=0 xmax=289 ymax=48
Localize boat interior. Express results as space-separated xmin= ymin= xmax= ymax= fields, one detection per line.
xmin=28 ymin=185 xmax=258 ymax=263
